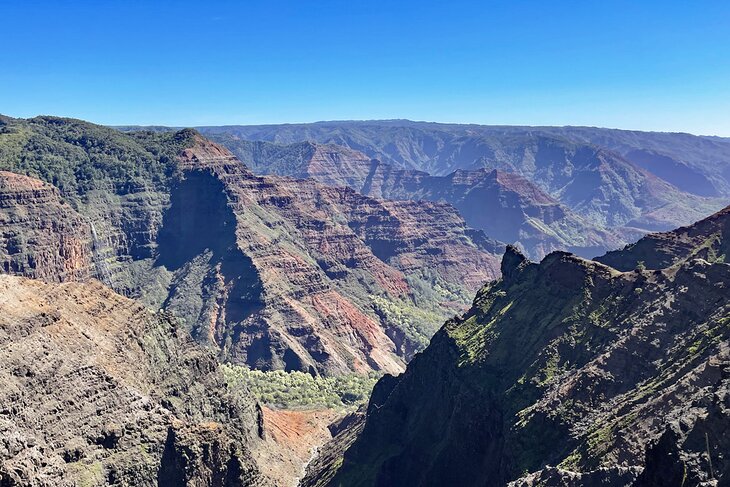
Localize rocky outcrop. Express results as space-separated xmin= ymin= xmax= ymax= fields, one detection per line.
xmin=0 ymin=171 xmax=94 ymax=281
xmin=325 ymin=206 xmax=730 ymax=486
xmin=0 ymin=275 xmax=268 ymax=486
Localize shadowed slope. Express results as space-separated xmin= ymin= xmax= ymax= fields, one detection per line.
xmin=322 ymin=207 xmax=730 ymax=486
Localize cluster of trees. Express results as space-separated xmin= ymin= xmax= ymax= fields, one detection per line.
xmin=222 ymin=365 xmax=381 ymax=410
xmin=0 ymin=116 xmax=194 ymax=204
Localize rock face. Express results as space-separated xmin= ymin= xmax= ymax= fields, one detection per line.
xmin=214 ymin=139 xmax=624 ymax=260
xmin=323 ymin=205 xmax=730 ymax=486
xmin=597 ymin=205 xmax=730 ymax=271
xmin=0 ymin=171 xmax=94 ymax=281
xmin=0 ymin=116 xmax=503 ymax=375
xmin=0 ymin=275 xmax=268 ymax=487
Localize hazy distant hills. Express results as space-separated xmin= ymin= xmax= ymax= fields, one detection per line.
xmin=197 ymin=120 xmax=730 ymax=197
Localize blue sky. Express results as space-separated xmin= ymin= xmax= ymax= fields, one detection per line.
xmin=2 ymin=0 xmax=729 ymax=134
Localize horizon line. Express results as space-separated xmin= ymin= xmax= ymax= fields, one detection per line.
xmin=3 ymin=113 xmax=729 ymax=138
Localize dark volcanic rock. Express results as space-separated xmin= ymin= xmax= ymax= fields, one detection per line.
xmin=500 ymin=244 xmax=527 ymax=282
xmin=508 ymin=466 xmax=642 ymax=486
xmin=323 ymin=206 xmax=730 ymax=486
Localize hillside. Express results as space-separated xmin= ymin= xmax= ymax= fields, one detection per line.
xmin=317 ymin=205 xmax=730 ymax=486
xmin=0 ymin=116 xmax=502 ymax=375
xmin=0 ymin=275 xmax=268 ymax=486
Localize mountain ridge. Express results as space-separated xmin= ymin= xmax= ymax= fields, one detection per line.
xmin=202 ymin=124 xmax=727 ymax=241
xmin=315 ymin=204 xmax=730 ymax=486
xmin=208 ymin=138 xmax=627 ymax=260
xmin=195 ymin=119 xmax=730 ymax=197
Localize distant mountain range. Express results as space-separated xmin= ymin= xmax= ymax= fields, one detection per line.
xmin=197 ymin=120 xmax=730 ymax=197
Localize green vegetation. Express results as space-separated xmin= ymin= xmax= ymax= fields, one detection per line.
xmin=370 ymin=294 xmax=442 ymax=351
xmin=0 ymin=116 xmax=195 ymax=205
xmin=222 ymin=364 xmax=381 ymax=410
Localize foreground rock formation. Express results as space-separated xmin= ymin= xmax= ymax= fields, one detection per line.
xmin=0 ymin=275 xmax=268 ymax=486
xmin=318 ymin=206 xmax=730 ymax=486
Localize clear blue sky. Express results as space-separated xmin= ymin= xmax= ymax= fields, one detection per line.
xmin=2 ymin=0 xmax=729 ymax=135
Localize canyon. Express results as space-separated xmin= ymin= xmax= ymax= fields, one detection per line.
xmin=1 ymin=114 xmax=729 ymax=486
xmin=0 ymin=116 xmax=503 ymax=376
xmin=201 ymin=127 xmax=728 ymax=264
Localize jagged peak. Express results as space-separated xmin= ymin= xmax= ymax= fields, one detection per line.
xmin=501 ymin=244 xmax=529 ymax=282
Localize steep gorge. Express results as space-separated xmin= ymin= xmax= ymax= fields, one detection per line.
xmin=0 ymin=116 xmax=503 ymax=376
